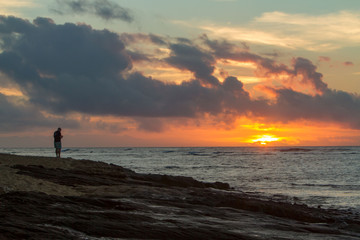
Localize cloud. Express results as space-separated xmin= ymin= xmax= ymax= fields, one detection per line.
xmin=190 ymin=11 xmax=360 ymax=51
xmin=0 ymin=17 xmax=131 ymax=76
xmin=165 ymin=43 xmax=220 ymax=86
xmin=0 ymin=0 xmax=37 ymax=16
xmin=267 ymin=88 xmax=360 ymax=129
xmin=200 ymin=35 xmax=360 ymax=128
xmin=135 ymin=117 xmax=166 ymax=132
xmin=343 ymin=61 xmax=354 ymax=66
xmin=256 ymin=11 xmax=360 ymax=50
xmin=291 ymin=57 xmax=328 ymax=93
xmin=200 ymin=34 xmax=249 ymax=58
xmin=202 ymin=36 xmax=328 ymax=93
xmin=0 ymin=0 xmax=35 ymax=7
xmin=319 ymin=56 xmax=331 ymax=62
xmin=0 ymin=93 xmax=79 ymax=132
xmin=0 ymin=15 xmax=360 ymax=133
xmin=200 ymin=24 xmax=307 ymax=49
xmin=53 ymin=0 xmax=134 ymax=22
xmin=0 ymin=16 xmax=252 ymax=119
xmin=119 ymin=33 xmax=168 ymax=62
xmin=120 ymin=33 xmax=167 ymax=46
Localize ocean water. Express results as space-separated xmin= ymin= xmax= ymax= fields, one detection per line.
xmin=1 ymin=146 xmax=360 ymax=212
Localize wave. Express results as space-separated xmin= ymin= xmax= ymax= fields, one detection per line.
xmin=279 ymin=148 xmax=313 ymax=152
xmin=164 ymin=166 xmax=181 ymax=169
xmin=187 ymin=151 xmax=211 ymax=156
xmin=162 ymin=150 xmax=176 ymax=154
xmin=291 ymin=183 xmax=360 ymax=190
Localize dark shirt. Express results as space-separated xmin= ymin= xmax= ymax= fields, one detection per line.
xmin=54 ymin=130 xmax=62 ymax=142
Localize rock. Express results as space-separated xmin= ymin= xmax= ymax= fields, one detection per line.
xmin=0 ymin=154 xmax=359 ymax=239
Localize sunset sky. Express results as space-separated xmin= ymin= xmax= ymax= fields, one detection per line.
xmin=1 ymin=0 xmax=360 ymax=147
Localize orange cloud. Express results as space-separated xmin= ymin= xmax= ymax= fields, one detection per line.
xmin=0 ymin=87 xmax=23 ymax=97
xmin=132 ymin=62 xmax=193 ymax=84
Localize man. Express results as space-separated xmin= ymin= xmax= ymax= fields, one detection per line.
xmin=53 ymin=128 xmax=63 ymax=158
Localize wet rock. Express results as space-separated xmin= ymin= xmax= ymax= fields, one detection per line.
xmin=133 ymin=173 xmax=230 ymax=189
xmin=13 ymin=164 xmax=230 ymax=190
xmin=0 ymin=154 xmax=359 ymax=239
xmin=0 ymin=191 xmax=248 ymax=239
xmin=13 ymin=164 xmax=127 ymax=186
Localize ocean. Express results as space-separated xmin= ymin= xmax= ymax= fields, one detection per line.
xmin=1 ymin=146 xmax=360 ymax=213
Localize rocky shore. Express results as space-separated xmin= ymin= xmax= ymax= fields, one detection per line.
xmin=0 ymin=153 xmax=359 ymax=239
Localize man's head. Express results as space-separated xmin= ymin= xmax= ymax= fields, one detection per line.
xmin=58 ymin=127 xmax=61 ymax=131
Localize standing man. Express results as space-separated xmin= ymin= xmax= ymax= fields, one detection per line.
xmin=53 ymin=127 xmax=63 ymax=158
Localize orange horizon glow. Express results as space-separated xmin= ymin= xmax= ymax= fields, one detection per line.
xmin=2 ymin=117 xmax=360 ymax=148
xmin=58 ymin=116 xmax=360 ymax=147
xmin=248 ymin=134 xmax=281 ymax=145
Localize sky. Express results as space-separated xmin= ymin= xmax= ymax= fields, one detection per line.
xmin=0 ymin=0 xmax=360 ymax=147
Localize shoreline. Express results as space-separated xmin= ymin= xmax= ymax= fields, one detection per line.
xmin=0 ymin=153 xmax=359 ymax=239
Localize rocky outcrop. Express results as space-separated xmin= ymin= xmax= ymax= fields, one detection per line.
xmin=13 ymin=164 xmax=230 ymax=189
xmin=0 ymin=154 xmax=359 ymax=239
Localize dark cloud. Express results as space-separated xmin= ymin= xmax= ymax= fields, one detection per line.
xmin=175 ymin=37 xmax=193 ymax=45
xmin=165 ymin=43 xmax=220 ymax=86
xmin=292 ymin=57 xmax=328 ymax=93
xmin=120 ymin=33 xmax=167 ymax=46
xmin=126 ymin=50 xmax=151 ymax=62
xmin=268 ymin=88 xmax=360 ymax=129
xmin=0 ymin=16 xmax=251 ymax=121
xmin=202 ymin=37 xmax=329 ymax=93
xmin=53 ymin=0 xmax=134 ymax=22
xmin=201 ymin=34 xmax=249 ymax=57
xmin=262 ymin=52 xmax=279 ymax=58
xmin=0 ymin=17 xmax=130 ymax=79
xmin=119 ymin=33 xmax=167 ymax=62
xmin=0 ymin=15 xmax=360 ymax=133
xmin=201 ymin=35 xmax=360 ymax=127
xmin=0 ymin=15 xmax=33 ymax=35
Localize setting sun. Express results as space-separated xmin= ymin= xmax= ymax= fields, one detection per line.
xmin=250 ymin=135 xmax=280 ymax=145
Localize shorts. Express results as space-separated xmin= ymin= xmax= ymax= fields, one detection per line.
xmin=54 ymin=142 xmax=62 ymax=149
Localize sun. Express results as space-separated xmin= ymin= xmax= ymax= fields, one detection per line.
xmin=250 ymin=134 xmax=280 ymax=145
